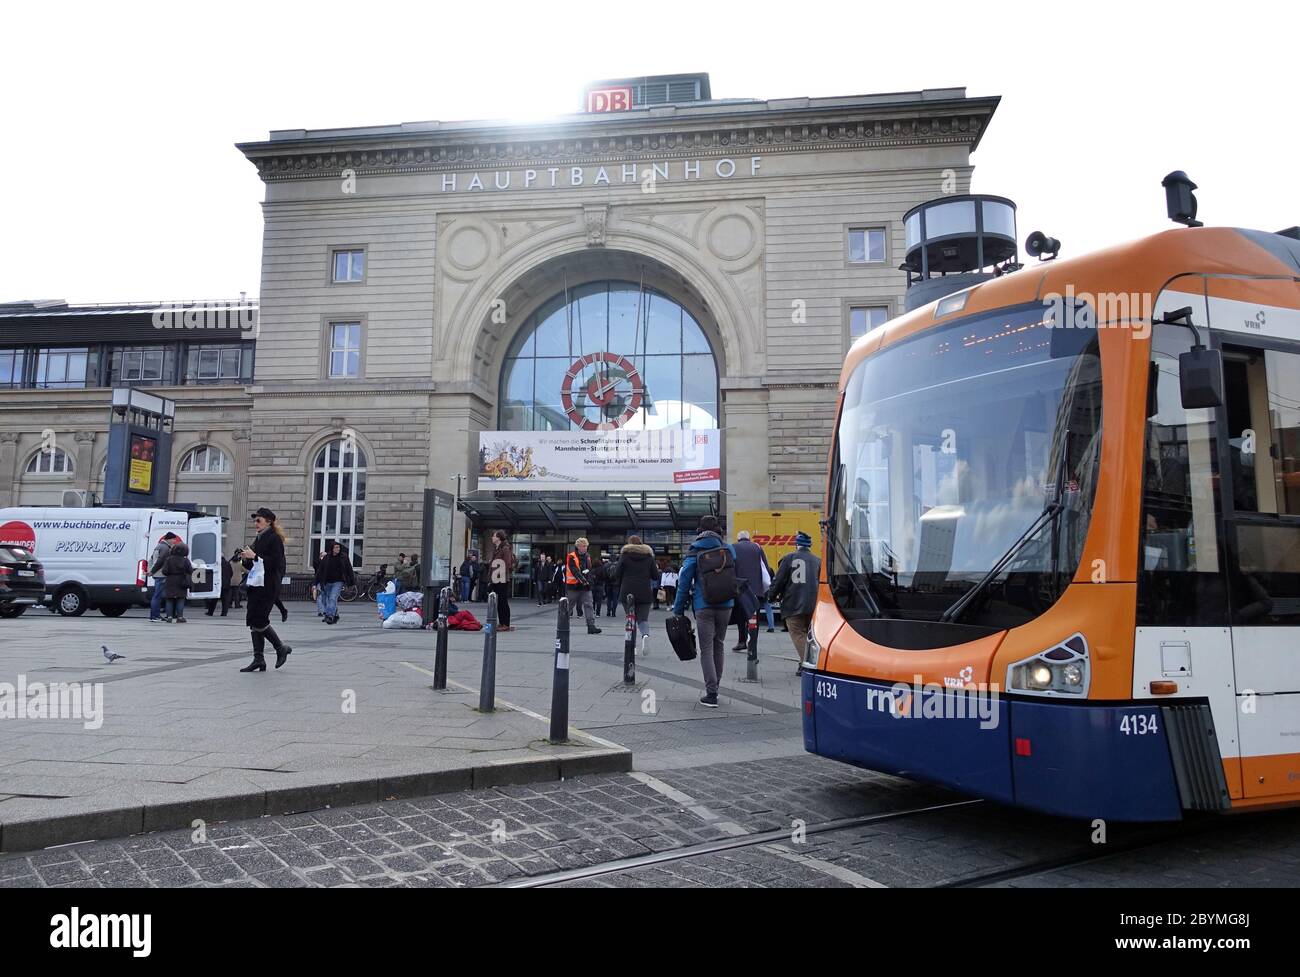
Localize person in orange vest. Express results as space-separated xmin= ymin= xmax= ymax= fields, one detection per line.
xmin=565 ymin=537 xmax=602 ymax=635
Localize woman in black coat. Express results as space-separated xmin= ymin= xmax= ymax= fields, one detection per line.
xmin=238 ymin=508 xmax=293 ymax=672
xmin=161 ymin=543 xmax=193 ymax=623
xmin=611 ymin=535 xmax=657 ymax=655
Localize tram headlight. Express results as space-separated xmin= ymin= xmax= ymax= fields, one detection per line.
xmin=1008 ymin=634 xmax=1090 ymax=697
xmin=803 ymin=623 xmax=821 ymax=668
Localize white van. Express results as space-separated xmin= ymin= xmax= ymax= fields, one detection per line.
xmin=0 ymin=507 xmax=222 ymax=616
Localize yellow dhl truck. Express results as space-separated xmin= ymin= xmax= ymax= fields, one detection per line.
xmin=731 ymin=510 xmax=824 ymax=577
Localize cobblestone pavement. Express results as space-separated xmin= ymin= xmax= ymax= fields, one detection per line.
xmin=3 ymin=753 xmax=1298 ymax=888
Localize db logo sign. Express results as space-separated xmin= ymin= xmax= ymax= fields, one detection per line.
xmin=587 ymin=87 xmax=633 ymax=113
xmin=695 ymin=433 xmax=710 ymax=445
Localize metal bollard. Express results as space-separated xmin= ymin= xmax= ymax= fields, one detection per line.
xmin=746 ymin=611 xmax=760 ymax=682
xmin=622 ymin=593 xmax=636 ymax=685
xmin=549 ymin=597 xmax=570 ymax=743
xmin=433 ymin=586 xmax=450 ymax=690
xmin=479 ymin=592 xmax=498 ymax=712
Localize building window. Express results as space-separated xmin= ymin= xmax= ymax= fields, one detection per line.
xmin=850 ymin=306 xmax=891 ymax=340
xmin=332 ymin=249 xmax=365 ymax=283
xmin=35 ymin=348 xmax=95 ymax=388
xmin=328 ymin=323 xmax=362 ymax=378
xmin=499 ymin=281 xmax=718 ymax=432
xmin=194 ymin=504 xmax=230 ymax=520
xmin=26 ymin=447 xmax=74 ymax=474
xmin=310 ymin=439 xmax=367 ymax=568
xmin=0 ymin=349 xmax=25 ymax=388
xmin=848 ymin=228 xmax=886 ymax=264
xmin=179 ymin=445 xmax=233 ymax=474
xmin=110 ymin=346 xmax=173 ymax=385
xmin=185 ymin=344 xmax=251 ymax=383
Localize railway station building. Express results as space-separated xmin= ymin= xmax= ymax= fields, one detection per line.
xmin=1 ymin=73 xmax=999 ymax=577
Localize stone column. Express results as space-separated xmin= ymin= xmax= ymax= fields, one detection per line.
xmin=720 ymin=384 xmax=770 ymax=533
xmin=73 ymin=431 xmax=96 ymax=494
xmin=231 ymin=429 xmax=252 ymax=535
xmin=0 ymin=432 xmax=19 ymax=508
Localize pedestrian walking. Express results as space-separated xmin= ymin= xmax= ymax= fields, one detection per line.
xmin=488 ymin=531 xmax=516 ymax=630
xmin=237 ymin=508 xmax=293 ymax=673
xmin=611 ymin=535 xmax=656 ymax=654
xmin=661 ymin=564 xmax=679 ymax=609
xmin=315 ymin=540 xmax=355 ymax=624
xmin=550 ymin=558 xmax=566 ymax=605
xmin=205 ymin=550 xmax=233 ymax=617
xmin=311 ymin=547 xmax=328 ymax=617
xmin=766 ymin=531 xmax=822 ymax=662
xmin=534 ymin=553 xmax=549 ymax=605
xmin=459 ymin=553 xmax=479 ymax=603
xmin=565 ymin=536 xmax=601 ymax=634
xmin=229 ymin=551 xmax=247 ymax=608
xmin=161 ymin=542 xmax=192 ymax=623
xmin=731 ymin=530 xmax=776 ymax=649
xmin=671 ymin=515 xmax=738 ymax=708
xmin=591 ymin=557 xmax=608 ymax=617
xmin=148 ymin=532 xmax=180 ymax=622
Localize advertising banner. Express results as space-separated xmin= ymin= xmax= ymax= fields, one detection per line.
xmin=478 ymin=429 xmax=720 ymax=491
xmin=128 ymin=433 xmax=156 ymax=493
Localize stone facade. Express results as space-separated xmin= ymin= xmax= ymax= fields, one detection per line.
xmin=235 ymin=84 xmax=997 ymax=570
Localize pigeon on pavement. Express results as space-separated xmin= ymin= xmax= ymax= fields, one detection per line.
xmin=102 ymin=645 xmax=126 ymax=663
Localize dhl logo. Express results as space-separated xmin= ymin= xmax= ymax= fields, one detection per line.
xmin=751 ymin=534 xmax=812 ymax=546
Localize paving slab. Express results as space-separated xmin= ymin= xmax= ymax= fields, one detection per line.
xmin=0 ymin=602 xmax=630 ymax=852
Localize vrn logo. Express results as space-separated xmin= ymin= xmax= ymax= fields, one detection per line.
xmin=865 ymin=687 xmax=911 ymax=718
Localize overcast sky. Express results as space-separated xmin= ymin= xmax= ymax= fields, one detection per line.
xmin=2 ymin=0 xmax=1294 ymax=303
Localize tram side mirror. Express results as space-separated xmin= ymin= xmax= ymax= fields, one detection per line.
xmin=1178 ymin=346 xmax=1224 ymax=410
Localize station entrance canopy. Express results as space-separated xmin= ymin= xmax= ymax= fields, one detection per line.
xmin=457 ymin=491 xmax=718 ymax=534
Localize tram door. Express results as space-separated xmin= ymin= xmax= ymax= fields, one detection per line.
xmin=1219 ymin=335 xmax=1300 ymax=799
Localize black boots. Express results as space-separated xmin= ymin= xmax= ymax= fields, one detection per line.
xmin=240 ymin=629 xmax=291 ymax=671
xmin=265 ymin=626 xmax=292 ymax=669
xmin=241 ymin=632 xmax=266 ymax=672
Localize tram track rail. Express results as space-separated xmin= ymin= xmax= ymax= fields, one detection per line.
xmin=496 ymin=798 xmax=985 ymax=888
xmin=497 ymin=796 xmax=1215 ymax=889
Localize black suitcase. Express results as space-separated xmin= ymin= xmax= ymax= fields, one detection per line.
xmin=665 ymin=613 xmax=697 ymax=662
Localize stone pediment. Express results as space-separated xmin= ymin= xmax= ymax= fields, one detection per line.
xmin=239 ymin=98 xmax=996 ymax=182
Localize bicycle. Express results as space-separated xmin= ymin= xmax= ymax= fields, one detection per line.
xmin=339 ymin=565 xmax=387 ymax=602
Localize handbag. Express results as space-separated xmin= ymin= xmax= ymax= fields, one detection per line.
xmin=760 ymin=562 xmax=771 ymax=590
xmin=656 ymin=587 xmax=667 ymax=602
xmin=246 ymin=558 xmax=266 ymax=588
xmin=665 ymin=613 xmax=697 ymax=662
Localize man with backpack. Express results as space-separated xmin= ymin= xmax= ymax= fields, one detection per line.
xmin=767 ymin=531 xmax=822 ymax=661
xmin=671 ymin=515 xmax=738 ymax=708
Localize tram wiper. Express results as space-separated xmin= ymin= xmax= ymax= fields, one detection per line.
xmin=940 ymin=430 xmax=1072 ymax=625
xmin=938 ymin=502 xmax=1063 ymax=624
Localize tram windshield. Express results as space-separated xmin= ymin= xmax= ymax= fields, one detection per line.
xmin=830 ymin=303 xmax=1103 ymax=629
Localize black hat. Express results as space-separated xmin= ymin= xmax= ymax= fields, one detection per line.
xmin=250 ymin=507 xmax=276 ymax=522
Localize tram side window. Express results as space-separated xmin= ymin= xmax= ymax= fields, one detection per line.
xmin=1223 ymin=346 xmax=1300 ymax=625
xmin=1137 ymin=326 xmax=1228 ymax=626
